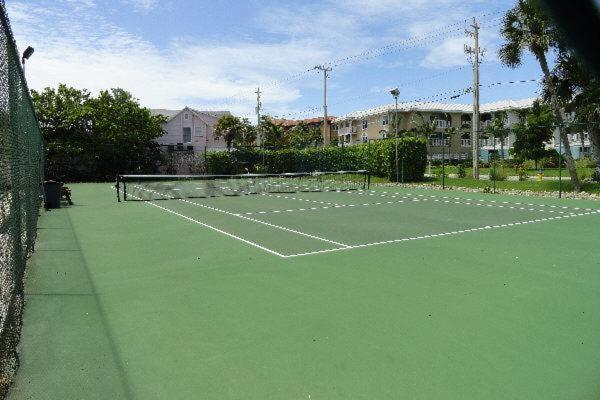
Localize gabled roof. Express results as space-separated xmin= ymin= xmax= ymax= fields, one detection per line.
xmin=272 ymin=116 xmax=336 ymax=127
xmin=150 ymin=107 xmax=230 ymax=122
xmin=335 ymin=98 xmax=536 ymax=122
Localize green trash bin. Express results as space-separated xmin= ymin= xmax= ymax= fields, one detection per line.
xmin=44 ymin=180 xmax=62 ymax=209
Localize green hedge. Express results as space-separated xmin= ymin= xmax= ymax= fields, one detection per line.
xmin=205 ymin=137 xmax=427 ymax=182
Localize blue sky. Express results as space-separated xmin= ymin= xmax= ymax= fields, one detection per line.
xmin=8 ymin=0 xmax=544 ymax=121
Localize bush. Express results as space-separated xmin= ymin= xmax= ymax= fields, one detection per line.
xmin=489 ymin=166 xmax=507 ymax=181
xmin=457 ymin=163 xmax=466 ymax=178
xmin=575 ymin=156 xmax=596 ymax=169
xmin=593 ymin=170 xmax=600 ymax=183
xmin=204 ymin=138 xmax=428 ymax=182
xmin=516 ymin=165 xmax=529 ymax=181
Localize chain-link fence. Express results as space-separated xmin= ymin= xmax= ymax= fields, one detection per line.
xmin=0 ymin=1 xmax=44 ymax=394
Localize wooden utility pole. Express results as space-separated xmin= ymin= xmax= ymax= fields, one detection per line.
xmin=255 ymin=87 xmax=262 ymax=146
xmin=314 ymin=65 xmax=332 ymax=144
xmin=465 ymin=17 xmax=481 ymax=179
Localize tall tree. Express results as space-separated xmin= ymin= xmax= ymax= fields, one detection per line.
xmin=511 ymin=101 xmax=555 ymax=168
xmin=214 ymin=115 xmax=256 ymax=151
xmin=32 ymin=84 xmax=164 ymax=181
xmin=258 ymin=116 xmax=286 ymax=149
xmin=484 ymin=111 xmax=509 ymax=159
xmin=287 ymin=122 xmax=323 ymax=148
xmin=86 ymin=88 xmax=165 ymax=178
xmin=550 ymin=51 xmax=600 ymax=180
xmin=499 ymin=0 xmax=581 ymax=190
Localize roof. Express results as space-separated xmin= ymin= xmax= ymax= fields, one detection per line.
xmin=335 ymin=98 xmax=536 ymax=122
xmin=272 ymin=116 xmax=336 ymax=127
xmin=150 ymin=107 xmax=230 ymax=122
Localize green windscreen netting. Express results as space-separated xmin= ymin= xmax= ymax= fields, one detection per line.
xmin=0 ymin=0 xmax=44 ymax=375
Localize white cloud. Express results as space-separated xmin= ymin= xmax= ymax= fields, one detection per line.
xmin=121 ymin=0 xmax=158 ymax=13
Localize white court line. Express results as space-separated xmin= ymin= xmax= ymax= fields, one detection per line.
xmin=254 ymin=191 xmax=577 ymax=216
xmin=124 ymin=191 xmax=287 ymax=258
xmin=282 ymin=209 xmax=600 ymax=258
xmin=346 ymin=190 xmax=598 ymax=212
xmin=135 ymin=186 xmax=350 ymax=248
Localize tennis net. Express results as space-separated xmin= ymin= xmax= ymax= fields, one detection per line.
xmin=116 ymin=170 xmax=370 ymax=201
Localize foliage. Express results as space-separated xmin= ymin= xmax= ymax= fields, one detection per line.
xmin=457 ymin=163 xmax=466 ymax=178
xmin=498 ymin=0 xmax=580 ymax=191
xmin=516 ymin=165 xmax=529 ymax=181
xmin=489 ymin=165 xmax=507 ymax=181
xmin=483 ymin=111 xmax=509 ymax=158
xmin=258 ymin=116 xmax=286 ymax=148
xmin=32 ymin=84 xmax=165 ymax=182
xmin=511 ymin=101 xmax=555 ymax=166
xmin=214 ymin=115 xmax=256 ymax=150
xmin=287 ymin=122 xmax=323 ymax=148
xmin=205 ymin=138 xmax=428 ymax=182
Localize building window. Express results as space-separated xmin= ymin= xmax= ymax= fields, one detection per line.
xmin=195 ymin=126 xmax=204 ymax=137
xmin=362 ymin=120 xmax=368 ymax=129
xmin=381 ymin=131 xmax=387 ymax=139
xmin=362 ymin=134 xmax=368 ymax=143
xmin=381 ymin=116 xmax=388 ymax=126
xmin=184 ymin=113 xmax=189 ymax=120
xmin=183 ymin=127 xmax=192 ymax=143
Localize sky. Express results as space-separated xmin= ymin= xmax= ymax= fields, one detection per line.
xmin=7 ymin=0 xmax=546 ymax=121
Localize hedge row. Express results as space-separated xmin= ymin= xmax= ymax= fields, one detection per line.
xmin=205 ymin=137 xmax=427 ymax=182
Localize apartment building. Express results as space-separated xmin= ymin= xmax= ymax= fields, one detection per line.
xmin=333 ymin=99 xmax=538 ymax=161
xmin=151 ymin=107 xmax=230 ymax=153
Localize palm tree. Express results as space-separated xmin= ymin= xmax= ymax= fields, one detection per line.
xmin=499 ymin=0 xmax=580 ymax=191
xmin=214 ymin=114 xmax=244 ymax=151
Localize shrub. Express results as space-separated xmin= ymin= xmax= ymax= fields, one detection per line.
xmin=575 ymin=156 xmax=595 ymax=169
xmin=204 ymin=138 xmax=428 ymax=182
xmin=592 ymin=170 xmax=600 ymax=183
xmin=457 ymin=163 xmax=466 ymax=178
xmin=516 ymin=165 xmax=529 ymax=181
xmin=489 ymin=166 xmax=507 ymax=181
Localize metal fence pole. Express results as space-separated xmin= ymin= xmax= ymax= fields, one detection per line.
xmin=558 ymin=132 xmax=562 ymax=199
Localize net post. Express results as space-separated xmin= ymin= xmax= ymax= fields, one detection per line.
xmin=115 ymin=175 xmax=121 ymax=202
xmin=366 ymin=170 xmax=371 ymax=190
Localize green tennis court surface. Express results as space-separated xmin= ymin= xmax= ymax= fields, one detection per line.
xmin=10 ymin=183 xmax=600 ymax=399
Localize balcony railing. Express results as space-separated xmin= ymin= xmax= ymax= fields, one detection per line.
xmin=461 ymin=139 xmax=471 ymax=147
xmin=430 ymin=138 xmax=450 ymax=147
xmin=337 ymin=126 xmax=357 ymax=136
xmin=435 ymin=120 xmax=450 ymax=129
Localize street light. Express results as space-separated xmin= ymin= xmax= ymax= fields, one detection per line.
xmin=21 ymin=46 xmax=34 ymax=75
xmin=390 ymin=88 xmax=402 ymax=183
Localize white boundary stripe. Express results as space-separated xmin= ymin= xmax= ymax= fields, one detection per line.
xmin=135 ymin=186 xmax=350 ymax=248
xmin=253 ymin=191 xmax=578 ymax=216
xmin=126 ymin=191 xmax=288 ymax=258
xmin=282 ymin=209 xmax=600 ymax=258
xmin=179 ymin=198 xmax=351 ymax=248
xmin=347 ymin=190 xmax=599 ymax=212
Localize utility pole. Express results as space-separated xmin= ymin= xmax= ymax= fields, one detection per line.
xmin=390 ymin=88 xmax=400 ymax=183
xmin=465 ymin=17 xmax=481 ymax=179
xmin=314 ymin=65 xmax=332 ymax=144
xmin=255 ymin=87 xmax=262 ymax=145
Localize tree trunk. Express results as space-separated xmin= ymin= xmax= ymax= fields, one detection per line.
xmin=536 ymin=51 xmax=581 ymax=191
xmin=500 ymin=138 xmax=505 ymax=159
xmin=580 ymin=132 xmax=586 ymax=157
xmin=589 ymin=125 xmax=600 ymax=179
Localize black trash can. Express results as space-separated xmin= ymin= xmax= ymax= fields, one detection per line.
xmin=44 ymin=180 xmax=63 ymax=209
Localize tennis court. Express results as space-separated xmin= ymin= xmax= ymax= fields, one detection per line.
xmin=10 ymin=181 xmax=600 ymax=399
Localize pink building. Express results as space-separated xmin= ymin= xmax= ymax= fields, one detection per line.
xmin=151 ymin=107 xmax=230 ymax=153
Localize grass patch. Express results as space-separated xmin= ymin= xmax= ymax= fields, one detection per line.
xmin=427 ymin=176 xmax=600 ymax=194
